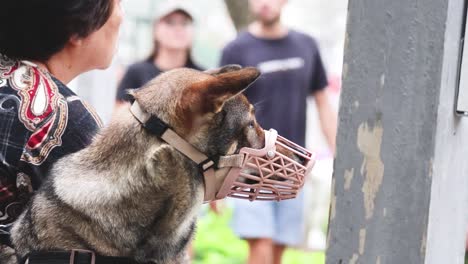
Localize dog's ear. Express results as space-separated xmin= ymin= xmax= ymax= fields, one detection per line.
xmin=204 ymin=64 xmax=242 ymax=76
xmin=184 ymin=67 xmax=261 ymax=113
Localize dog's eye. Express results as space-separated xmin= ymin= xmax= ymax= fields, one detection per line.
xmin=247 ymin=121 xmax=255 ymax=129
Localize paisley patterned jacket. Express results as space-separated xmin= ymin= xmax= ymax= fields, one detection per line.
xmin=0 ymin=55 xmax=102 ymax=224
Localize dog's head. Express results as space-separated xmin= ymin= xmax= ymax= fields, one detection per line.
xmin=132 ymin=65 xmax=265 ymax=159
xmin=131 ymin=65 xmax=311 ymax=200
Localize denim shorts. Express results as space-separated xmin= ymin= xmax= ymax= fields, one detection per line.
xmin=230 ymin=191 xmax=305 ymax=246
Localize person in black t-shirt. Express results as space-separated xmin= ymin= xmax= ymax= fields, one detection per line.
xmin=220 ymin=0 xmax=337 ymax=263
xmin=114 ymin=1 xmax=203 ymax=109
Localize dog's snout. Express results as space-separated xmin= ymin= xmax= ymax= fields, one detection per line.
xmin=291 ymin=146 xmax=308 ymax=165
xmin=245 ymin=178 xmax=259 ymax=185
xmin=276 ymin=144 xmax=308 ymax=165
xmin=295 ymin=153 xmax=307 ymax=165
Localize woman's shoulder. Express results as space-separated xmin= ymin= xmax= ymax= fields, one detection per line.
xmin=0 ymin=58 xmax=61 ymax=129
xmin=0 ymin=57 xmax=101 ymax=164
xmin=0 ymin=59 xmax=68 ymax=130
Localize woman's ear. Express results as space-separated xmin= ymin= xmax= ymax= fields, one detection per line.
xmin=69 ymin=34 xmax=84 ymax=47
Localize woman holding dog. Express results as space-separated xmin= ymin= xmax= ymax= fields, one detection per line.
xmin=0 ymin=0 xmax=123 ymax=255
xmin=115 ymin=1 xmax=203 ymax=107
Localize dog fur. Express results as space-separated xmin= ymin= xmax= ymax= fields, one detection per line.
xmin=2 ymin=66 xmax=273 ymax=264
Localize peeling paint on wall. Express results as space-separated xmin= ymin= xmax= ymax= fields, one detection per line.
xmin=354 ymin=100 xmax=360 ymax=109
xmin=344 ymin=168 xmax=355 ymax=190
xmin=420 ymin=229 xmax=427 ymax=258
xmin=330 ymin=178 xmax=337 ymax=220
xmin=357 ymin=121 xmax=385 ymax=219
xmin=428 ymin=158 xmax=433 ymax=178
xmin=343 ymin=63 xmax=349 ymax=79
xmin=359 ymin=228 xmax=367 ymax=254
xmin=349 ymin=253 xmax=359 ymax=264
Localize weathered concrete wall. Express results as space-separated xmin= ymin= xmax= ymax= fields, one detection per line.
xmin=425 ymin=0 xmax=468 ymax=263
xmin=326 ymin=0 xmax=468 ymax=263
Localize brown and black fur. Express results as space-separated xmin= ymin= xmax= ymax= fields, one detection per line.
xmin=1 ymin=65 xmax=277 ymax=264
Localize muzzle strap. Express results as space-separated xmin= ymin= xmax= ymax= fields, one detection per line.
xmin=130 ymin=103 xmax=213 ymax=166
xmin=130 ymin=102 xmax=221 ymax=201
xmin=218 ymin=154 xmax=244 ymax=168
xmin=160 ymin=129 xmax=215 ymax=168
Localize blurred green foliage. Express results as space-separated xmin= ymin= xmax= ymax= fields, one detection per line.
xmin=193 ymin=208 xmax=325 ymax=264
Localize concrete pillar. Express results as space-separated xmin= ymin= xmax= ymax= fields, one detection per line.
xmin=326 ymin=0 xmax=468 ymax=263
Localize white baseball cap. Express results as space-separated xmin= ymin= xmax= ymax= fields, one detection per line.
xmin=154 ymin=0 xmax=196 ymax=22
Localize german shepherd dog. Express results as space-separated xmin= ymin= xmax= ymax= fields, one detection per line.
xmin=0 ymin=65 xmax=296 ymax=264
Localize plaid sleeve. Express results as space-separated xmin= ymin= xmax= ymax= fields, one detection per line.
xmin=0 ymin=56 xmax=80 ymax=224
xmin=0 ymin=97 xmax=26 ymax=165
xmin=0 ymin=93 xmax=30 ymax=223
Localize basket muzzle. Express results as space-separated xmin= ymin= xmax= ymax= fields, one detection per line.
xmin=213 ymin=129 xmax=316 ymax=201
xmin=129 ymin=102 xmax=315 ymax=203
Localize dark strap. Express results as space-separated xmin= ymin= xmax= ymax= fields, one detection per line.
xmin=26 ymin=250 xmax=149 ymax=264
xmin=0 ymin=224 xmax=12 ymax=247
xmin=130 ymin=102 xmax=169 ymax=137
xmin=144 ymin=115 xmax=169 ymax=137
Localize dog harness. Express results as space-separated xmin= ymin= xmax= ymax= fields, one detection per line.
xmin=130 ymin=102 xmax=316 ymax=202
xmin=21 ymin=250 xmax=149 ymax=264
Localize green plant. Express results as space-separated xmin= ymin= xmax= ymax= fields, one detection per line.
xmin=193 ymin=207 xmax=325 ymax=264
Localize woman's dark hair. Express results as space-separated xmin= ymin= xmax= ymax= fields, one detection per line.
xmin=0 ymin=0 xmax=114 ymax=61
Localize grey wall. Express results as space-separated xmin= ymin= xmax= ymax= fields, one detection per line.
xmin=326 ymin=0 xmax=468 ymax=263
xmin=425 ymin=0 xmax=468 ymax=263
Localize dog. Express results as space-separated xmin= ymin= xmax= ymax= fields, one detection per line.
xmin=1 ymin=65 xmax=307 ymax=264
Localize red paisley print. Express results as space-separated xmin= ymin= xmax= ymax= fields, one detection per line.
xmin=8 ymin=62 xmax=68 ymax=165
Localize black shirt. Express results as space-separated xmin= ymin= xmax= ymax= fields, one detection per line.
xmin=116 ymin=58 xmax=203 ymax=102
xmin=220 ymin=30 xmax=328 ymax=147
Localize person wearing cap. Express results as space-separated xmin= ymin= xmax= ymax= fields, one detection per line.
xmin=115 ymin=1 xmax=203 ymax=107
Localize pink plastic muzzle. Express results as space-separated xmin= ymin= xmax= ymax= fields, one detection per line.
xmin=129 ymin=101 xmax=314 ymax=203
xmin=215 ymin=129 xmax=315 ymax=201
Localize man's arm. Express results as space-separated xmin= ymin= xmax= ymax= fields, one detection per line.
xmin=314 ymin=89 xmax=337 ymax=154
